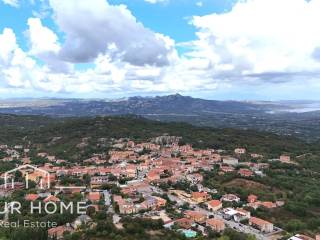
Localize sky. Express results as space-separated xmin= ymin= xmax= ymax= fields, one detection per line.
xmin=1 ymin=0 xmax=320 ymax=100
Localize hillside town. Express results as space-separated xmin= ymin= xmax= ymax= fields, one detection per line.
xmin=0 ymin=137 xmax=319 ymax=240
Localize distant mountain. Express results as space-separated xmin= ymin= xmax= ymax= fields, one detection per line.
xmin=1 ymin=94 xmax=320 ymax=141
xmin=0 ymin=94 xmax=288 ymax=116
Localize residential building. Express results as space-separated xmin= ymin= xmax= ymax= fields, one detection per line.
xmin=222 ymin=157 xmax=239 ymax=166
xmin=48 ymin=225 xmax=74 ymax=239
xmin=234 ymin=208 xmax=251 ymax=222
xmin=87 ymin=192 xmax=101 ymax=203
xmin=184 ymin=210 xmax=207 ymax=224
xmin=175 ymin=218 xmax=193 ymax=229
xmin=247 ymin=194 xmax=258 ymax=203
xmin=25 ymin=193 xmax=39 ymax=201
xmin=90 ymin=176 xmax=109 ymax=188
xmin=221 ymin=194 xmax=240 ymax=203
xmin=44 ymin=195 xmax=60 ymax=203
xmin=191 ymin=192 xmax=210 ymax=203
xmin=280 ymin=155 xmax=291 ymax=163
xmin=288 ymin=234 xmax=315 ymax=240
xmin=206 ymin=219 xmax=225 ymax=232
xmin=234 ymin=148 xmax=246 ymax=154
xmin=207 ymin=200 xmax=223 ymax=212
xmin=238 ymin=168 xmax=254 ymax=177
xmin=249 ymin=217 xmax=273 ymax=233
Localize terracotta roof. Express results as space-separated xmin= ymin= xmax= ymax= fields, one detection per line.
xmin=44 ymin=195 xmax=60 ymax=203
xmin=247 ymin=194 xmax=258 ymax=202
xmin=25 ymin=193 xmax=39 ymax=201
xmin=260 ymin=201 xmax=276 ymax=208
xmin=184 ymin=210 xmax=206 ymax=219
xmin=87 ymin=192 xmax=100 ymax=202
xmin=207 ymin=200 xmax=222 ymax=208
xmin=206 ymin=219 xmax=225 ymax=227
xmin=192 ymin=192 xmax=208 ymax=198
xmin=250 ymin=217 xmax=272 ymax=226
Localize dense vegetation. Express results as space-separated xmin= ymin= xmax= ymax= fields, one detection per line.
xmin=203 ymin=159 xmax=320 ymax=235
xmin=0 ymin=114 xmax=320 ymax=238
xmin=0 ymin=114 xmax=314 ymax=161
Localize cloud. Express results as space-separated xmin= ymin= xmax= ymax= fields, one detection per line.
xmin=312 ymin=47 xmax=320 ymax=62
xmin=48 ymin=0 xmax=174 ymax=67
xmin=0 ymin=28 xmax=35 ymax=88
xmin=26 ymin=18 xmax=72 ymax=73
xmin=2 ymin=0 xmax=19 ymax=7
xmin=144 ymin=0 xmax=167 ymax=4
xmin=27 ymin=18 xmax=60 ymax=55
xmin=196 ymin=1 xmax=203 ymax=7
xmin=3 ymin=0 xmax=320 ymax=99
xmin=0 ymin=28 xmax=18 ymax=64
xmin=190 ymin=0 xmax=320 ymax=83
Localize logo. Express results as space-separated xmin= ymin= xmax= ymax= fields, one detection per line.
xmin=4 ymin=164 xmax=50 ymax=189
xmin=3 ymin=164 xmax=86 ymax=190
xmin=0 ymin=164 xmax=88 ymax=227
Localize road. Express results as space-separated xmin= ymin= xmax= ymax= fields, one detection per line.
xmin=192 ymin=204 xmax=272 ymax=240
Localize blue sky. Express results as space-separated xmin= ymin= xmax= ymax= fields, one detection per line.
xmin=0 ymin=0 xmax=235 ymax=51
xmin=1 ymin=0 xmax=320 ymax=100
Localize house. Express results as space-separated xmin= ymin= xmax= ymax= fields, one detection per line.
xmin=72 ymin=215 xmax=93 ymax=229
xmin=113 ymin=195 xmax=137 ymax=214
xmin=25 ymin=193 xmax=39 ymax=201
xmin=186 ymin=173 xmax=203 ymax=184
xmin=288 ymin=234 xmax=316 ymax=240
xmin=276 ymin=200 xmax=285 ymax=207
xmin=211 ymin=153 xmax=222 ymax=162
xmin=90 ymin=176 xmax=109 ymax=188
xmin=234 ymin=148 xmax=246 ymax=154
xmin=250 ymin=153 xmax=263 ymax=159
xmin=44 ymin=195 xmax=60 ymax=203
xmin=221 ymin=194 xmax=240 ymax=203
xmin=238 ymin=168 xmax=254 ymax=177
xmin=248 ymin=201 xmax=277 ymax=209
xmin=234 ymin=208 xmax=251 ymax=222
xmin=141 ymin=197 xmax=157 ymax=210
xmin=207 ymin=200 xmax=222 ymax=212
xmin=260 ymin=201 xmax=277 ymax=209
xmin=22 ymin=157 xmax=31 ymax=164
xmin=222 ymin=157 xmax=239 ymax=166
xmin=48 ymin=225 xmax=74 ymax=239
xmin=249 ymin=217 xmax=273 ymax=233
xmin=87 ymin=192 xmax=101 ymax=203
xmin=220 ymin=166 xmax=235 ymax=173
xmin=37 ymin=152 xmax=48 ymax=158
xmin=175 ymin=218 xmax=193 ymax=229
xmin=119 ymin=200 xmax=137 ymax=214
xmin=191 ymin=192 xmax=210 ymax=203
xmin=222 ymin=208 xmax=239 ymax=220
xmin=206 ymin=219 xmax=225 ymax=232
xmin=247 ymin=194 xmax=258 ymax=203
xmin=25 ymin=171 xmax=50 ymax=188
xmin=184 ymin=210 xmax=207 ymax=224
xmin=221 ymin=207 xmax=250 ymax=222
xmin=280 ymin=155 xmax=291 ymax=163
xmin=147 ymin=171 xmax=160 ymax=181
xmin=153 ymin=196 xmax=167 ymax=208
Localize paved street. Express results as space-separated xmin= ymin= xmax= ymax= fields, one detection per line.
xmin=192 ymin=204 xmax=272 ymax=240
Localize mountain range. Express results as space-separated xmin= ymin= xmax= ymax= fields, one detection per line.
xmin=1 ymin=94 xmax=320 ymax=141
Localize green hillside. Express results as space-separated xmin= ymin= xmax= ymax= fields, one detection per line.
xmin=0 ymin=115 xmax=314 ymax=161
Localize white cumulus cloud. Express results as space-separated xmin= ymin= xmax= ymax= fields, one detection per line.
xmin=144 ymin=0 xmax=167 ymax=4
xmin=49 ymin=0 xmax=174 ymax=67
xmin=190 ymin=0 xmax=320 ymax=83
xmin=2 ymin=0 xmax=19 ymax=7
xmin=2 ymin=0 xmax=320 ymax=99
